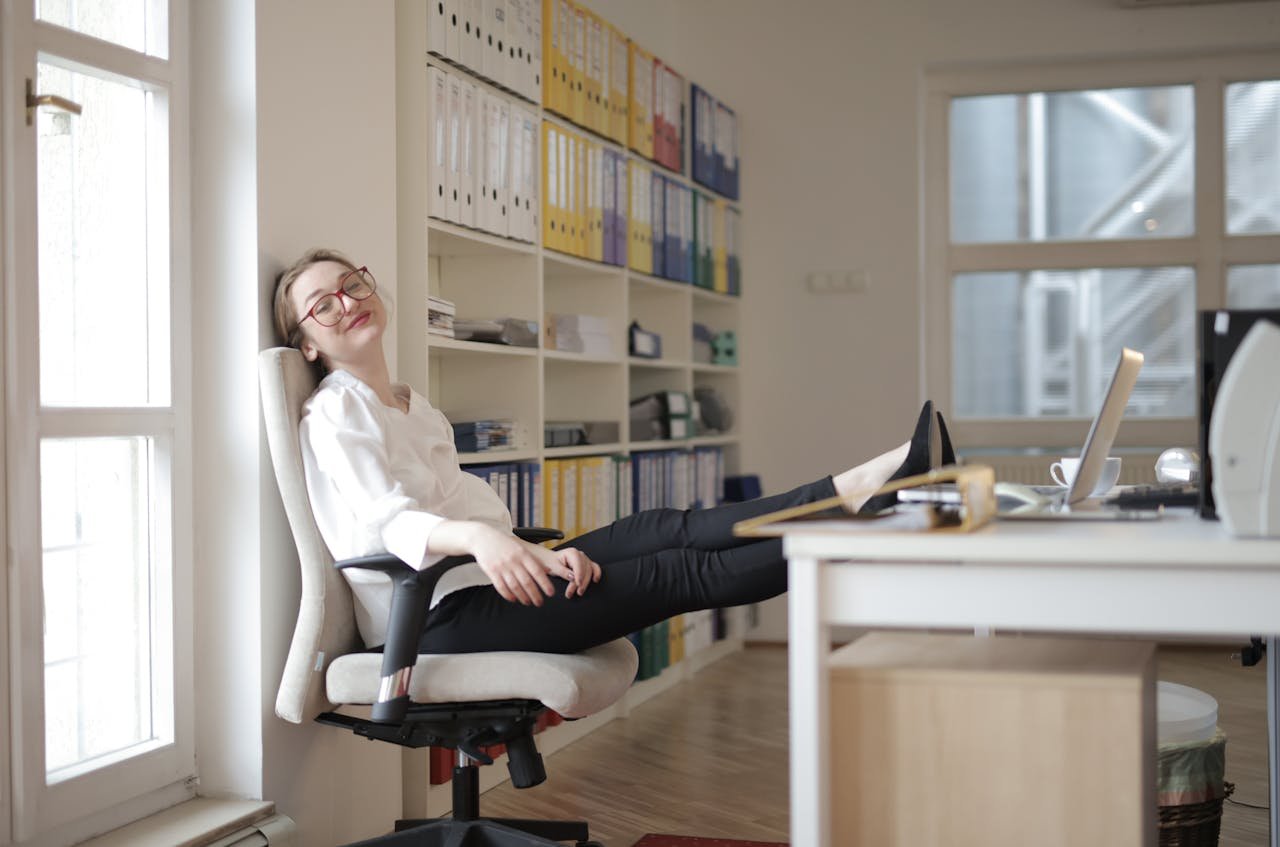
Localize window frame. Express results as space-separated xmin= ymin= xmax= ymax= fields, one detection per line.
xmin=923 ymin=50 xmax=1280 ymax=450
xmin=0 ymin=2 xmax=194 ymax=843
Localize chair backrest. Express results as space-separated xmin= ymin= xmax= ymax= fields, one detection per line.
xmin=259 ymin=347 xmax=362 ymax=723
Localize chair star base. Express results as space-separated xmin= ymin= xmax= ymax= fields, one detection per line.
xmin=346 ymin=818 xmax=602 ymax=846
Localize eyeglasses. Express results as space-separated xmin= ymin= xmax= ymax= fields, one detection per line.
xmin=297 ymin=266 xmax=377 ymax=329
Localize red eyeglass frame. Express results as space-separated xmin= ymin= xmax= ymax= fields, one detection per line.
xmin=297 ymin=266 xmax=376 ymax=329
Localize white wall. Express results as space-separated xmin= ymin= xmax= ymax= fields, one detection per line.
xmin=191 ymin=0 xmax=264 ymax=803
xmin=192 ymin=0 xmax=404 ymax=843
xmin=585 ymin=0 xmax=1280 ymax=639
xmin=254 ymin=2 xmax=402 ymax=842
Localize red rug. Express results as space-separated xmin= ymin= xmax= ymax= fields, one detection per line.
xmin=631 ymin=837 xmax=787 ymax=847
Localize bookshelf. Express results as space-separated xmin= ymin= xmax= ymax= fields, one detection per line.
xmin=395 ymin=0 xmax=746 ymax=813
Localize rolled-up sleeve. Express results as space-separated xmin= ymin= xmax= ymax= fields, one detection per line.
xmin=302 ymin=386 xmax=446 ymax=569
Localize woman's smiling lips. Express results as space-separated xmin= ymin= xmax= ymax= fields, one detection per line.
xmin=347 ymin=311 xmax=371 ymax=330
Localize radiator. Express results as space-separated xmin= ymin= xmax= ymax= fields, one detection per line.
xmin=965 ymin=453 xmax=1160 ymax=486
xmin=205 ymin=815 xmax=296 ymax=847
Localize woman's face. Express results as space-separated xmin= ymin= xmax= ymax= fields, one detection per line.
xmin=290 ymin=260 xmax=387 ymax=368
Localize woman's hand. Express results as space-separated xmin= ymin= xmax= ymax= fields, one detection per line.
xmin=428 ymin=521 xmax=603 ymax=605
xmin=555 ymin=546 xmax=602 ymax=598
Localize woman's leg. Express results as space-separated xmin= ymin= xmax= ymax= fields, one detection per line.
xmin=560 ymin=476 xmax=836 ymax=563
xmin=560 ymin=411 xmax=929 ymax=564
xmin=420 ymin=538 xmax=787 ymax=655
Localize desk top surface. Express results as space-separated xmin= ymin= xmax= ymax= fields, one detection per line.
xmin=780 ymin=507 xmax=1280 ymax=568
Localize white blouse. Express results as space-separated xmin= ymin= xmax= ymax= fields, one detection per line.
xmin=299 ymin=369 xmax=511 ymax=647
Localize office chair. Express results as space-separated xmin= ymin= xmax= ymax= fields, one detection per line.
xmin=259 ymin=347 xmax=638 ymax=846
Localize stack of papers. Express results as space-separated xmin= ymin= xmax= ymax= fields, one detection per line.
xmin=428 ymin=296 xmax=455 ymax=339
xmin=544 ymin=313 xmax=615 ymax=357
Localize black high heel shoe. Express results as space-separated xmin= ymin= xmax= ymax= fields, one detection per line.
xmin=859 ymin=400 xmax=935 ymax=515
xmin=936 ymin=410 xmax=957 ymax=467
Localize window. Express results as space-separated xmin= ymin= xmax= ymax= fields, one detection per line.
xmin=925 ymin=55 xmax=1280 ymax=448
xmin=3 ymin=0 xmax=192 ymax=841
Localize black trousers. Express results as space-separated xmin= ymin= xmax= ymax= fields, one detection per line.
xmin=418 ymin=476 xmax=837 ymax=655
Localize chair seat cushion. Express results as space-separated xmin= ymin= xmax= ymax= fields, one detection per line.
xmin=326 ymin=638 xmax=638 ymax=718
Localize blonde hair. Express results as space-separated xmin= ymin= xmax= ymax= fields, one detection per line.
xmin=272 ymin=247 xmax=359 ymax=348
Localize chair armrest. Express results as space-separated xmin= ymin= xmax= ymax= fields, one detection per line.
xmin=513 ymin=527 xmax=565 ymax=544
xmin=336 ymin=526 xmax=563 ymax=724
xmin=337 ymin=553 xmax=475 ymax=723
xmin=333 ymin=553 xmax=416 ymax=576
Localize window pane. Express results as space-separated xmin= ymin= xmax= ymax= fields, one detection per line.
xmin=36 ymin=61 xmax=170 ymax=407
xmin=1226 ymin=80 xmax=1280 ymax=235
xmin=951 ymin=86 xmax=1194 ymax=243
xmin=42 ymin=437 xmax=166 ymax=781
xmin=1227 ymin=264 xmax=1280 ymax=308
xmin=953 ymin=267 xmax=1195 ymax=418
xmin=36 ymin=0 xmax=167 ymax=58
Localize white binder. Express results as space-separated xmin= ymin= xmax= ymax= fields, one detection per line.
xmin=496 ymin=98 xmax=511 ymax=237
xmin=528 ymin=0 xmax=542 ymax=105
xmin=447 ymin=73 xmax=464 ymax=223
xmin=508 ymin=104 xmax=527 ymax=240
xmin=428 ymin=0 xmax=447 ymax=57
xmin=525 ymin=110 xmax=539 ymax=242
xmin=506 ymin=0 xmax=528 ymax=101
xmin=481 ymin=0 xmax=508 ymax=87
xmin=477 ymin=90 xmax=493 ymax=233
xmin=459 ymin=0 xmax=482 ymax=72
xmin=460 ymin=80 xmax=478 ymax=228
xmin=429 ymin=0 xmax=461 ymax=62
xmin=428 ymin=66 xmax=449 ymax=221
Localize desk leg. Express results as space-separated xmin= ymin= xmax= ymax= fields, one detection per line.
xmin=1269 ymin=636 xmax=1278 ymax=847
xmin=789 ymin=555 xmax=829 ymax=847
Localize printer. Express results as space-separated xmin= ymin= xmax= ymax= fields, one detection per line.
xmin=1207 ymin=318 xmax=1280 ymax=537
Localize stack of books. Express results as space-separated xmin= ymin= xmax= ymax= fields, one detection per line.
xmin=428 ymin=295 xmax=456 ymax=339
xmin=451 ymin=418 xmax=516 ymax=453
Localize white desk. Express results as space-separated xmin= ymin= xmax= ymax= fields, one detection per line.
xmin=780 ymin=509 xmax=1280 ymax=847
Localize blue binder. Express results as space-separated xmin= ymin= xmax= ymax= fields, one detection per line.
xmin=651 ymin=171 xmax=665 ymax=278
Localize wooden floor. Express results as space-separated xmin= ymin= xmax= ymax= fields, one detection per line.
xmin=478 ymin=644 xmax=1270 ymax=847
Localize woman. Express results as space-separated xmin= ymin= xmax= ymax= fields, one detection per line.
xmin=274 ymin=248 xmax=949 ymax=654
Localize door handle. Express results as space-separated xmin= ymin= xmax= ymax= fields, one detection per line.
xmin=26 ymin=78 xmax=83 ymax=127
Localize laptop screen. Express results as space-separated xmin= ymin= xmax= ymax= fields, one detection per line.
xmin=1067 ymin=348 xmax=1145 ymax=504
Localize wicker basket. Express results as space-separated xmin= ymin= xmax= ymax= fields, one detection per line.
xmin=1158 ymin=781 xmax=1234 ymax=847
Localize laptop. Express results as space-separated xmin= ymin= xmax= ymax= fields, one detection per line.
xmin=998 ymin=347 xmax=1160 ymax=520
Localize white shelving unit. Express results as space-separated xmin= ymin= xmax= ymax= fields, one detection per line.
xmin=394 ymin=0 xmax=746 ymax=816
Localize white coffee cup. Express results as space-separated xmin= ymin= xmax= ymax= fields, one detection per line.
xmin=1050 ymin=456 xmax=1122 ymax=496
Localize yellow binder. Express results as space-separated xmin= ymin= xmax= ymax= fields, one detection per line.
xmin=554 ymin=0 xmax=571 ymax=118
xmin=569 ymin=2 xmax=586 ymax=127
xmin=542 ymin=120 xmax=555 ymax=250
xmin=588 ymin=142 xmax=604 ymax=262
xmin=559 ymin=127 xmax=573 ymax=254
xmin=544 ymin=459 xmax=561 ymax=531
xmin=627 ymin=41 xmax=654 ymax=160
xmin=712 ymin=198 xmax=728 ymax=294
xmin=584 ymin=10 xmax=603 ymax=136
xmin=628 ymin=159 xmax=652 ymax=275
xmin=608 ymin=25 xmax=629 ymax=145
xmin=575 ymin=131 xmax=588 ymax=257
xmin=562 ymin=458 xmax=579 ymax=539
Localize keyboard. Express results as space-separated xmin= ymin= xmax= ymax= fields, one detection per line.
xmin=1105 ymin=482 xmax=1200 ymax=509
